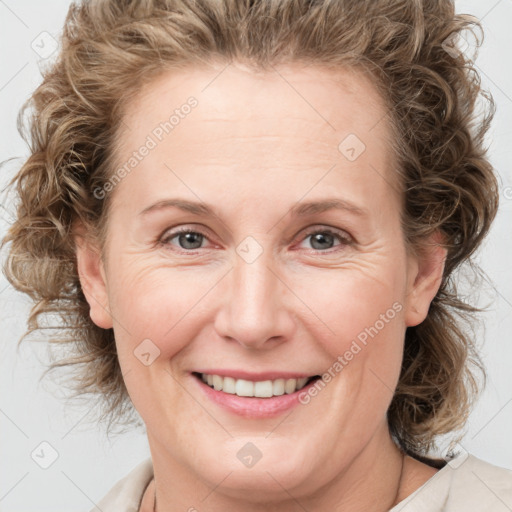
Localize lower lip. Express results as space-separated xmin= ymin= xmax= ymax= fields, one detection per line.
xmin=192 ymin=374 xmax=319 ymax=419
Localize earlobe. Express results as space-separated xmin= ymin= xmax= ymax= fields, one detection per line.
xmin=404 ymin=232 xmax=447 ymax=327
xmin=73 ymin=223 xmax=113 ymax=329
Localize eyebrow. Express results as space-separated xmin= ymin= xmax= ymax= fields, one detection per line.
xmin=290 ymin=199 xmax=367 ymax=217
xmin=138 ymin=198 xmax=368 ymax=219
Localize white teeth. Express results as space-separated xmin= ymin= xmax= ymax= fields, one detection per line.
xmin=235 ymin=379 xmax=254 ymax=397
xmin=285 ymin=378 xmax=297 ymax=394
xmin=254 ymin=380 xmax=273 ymax=398
xmin=199 ymin=373 xmax=314 ymax=397
xmin=212 ymin=374 xmax=223 ymax=391
xmin=223 ymin=376 xmax=236 ymax=394
xmin=273 ymin=378 xmax=285 ymax=396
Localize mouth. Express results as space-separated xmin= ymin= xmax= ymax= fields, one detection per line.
xmin=192 ymin=372 xmax=321 ymax=398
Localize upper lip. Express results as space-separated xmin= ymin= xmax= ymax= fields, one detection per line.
xmin=193 ymin=370 xmax=318 ymax=381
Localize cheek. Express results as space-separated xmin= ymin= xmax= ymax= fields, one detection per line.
xmin=293 ymin=261 xmax=407 ymax=361
xmin=106 ymin=262 xmax=219 ymax=366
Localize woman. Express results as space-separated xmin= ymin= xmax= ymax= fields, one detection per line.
xmin=2 ymin=0 xmax=511 ymax=510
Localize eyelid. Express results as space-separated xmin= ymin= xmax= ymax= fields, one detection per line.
xmin=158 ymin=224 xmax=215 ymax=248
xmin=293 ymin=226 xmax=353 ymax=253
xmin=299 ymin=225 xmax=352 ymax=243
xmin=158 ymin=223 xmax=353 ymax=254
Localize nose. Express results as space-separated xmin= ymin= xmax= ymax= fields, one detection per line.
xmin=213 ymin=246 xmax=296 ymax=350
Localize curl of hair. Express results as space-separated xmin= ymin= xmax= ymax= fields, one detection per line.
xmin=1 ymin=0 xmax=498 ymax=455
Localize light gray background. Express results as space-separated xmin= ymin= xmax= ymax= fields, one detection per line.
xmin=0 ymin=1 xmax=511 ymax=511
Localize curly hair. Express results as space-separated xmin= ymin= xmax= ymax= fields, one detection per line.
xmin=1 ymin=0 xmax=498 ymax=457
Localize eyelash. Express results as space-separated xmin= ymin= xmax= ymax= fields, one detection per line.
xmin=157 ymin=225 xmax=353 ymax=254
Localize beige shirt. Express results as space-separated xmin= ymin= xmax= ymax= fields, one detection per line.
xmin=90 ymin=453 xmax=512 ymax=511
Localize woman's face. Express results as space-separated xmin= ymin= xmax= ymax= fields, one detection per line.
xmin=78 ymin=62 xmax=444 ymax=500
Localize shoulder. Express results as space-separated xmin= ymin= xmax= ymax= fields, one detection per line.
xmin=391 ymin=453 xmax=512 ymax=512
xmin=447 ymin=454 xmax=512 ymax=510
xmin=88 ymin=457 xmax=154 ymax=512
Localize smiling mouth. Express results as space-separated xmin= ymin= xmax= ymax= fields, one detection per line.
xmin=193 ymin=372 xmax=321 ymax=398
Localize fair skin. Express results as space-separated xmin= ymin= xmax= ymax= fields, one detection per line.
xmin=75 ymin=62 xmax=446 ymax=511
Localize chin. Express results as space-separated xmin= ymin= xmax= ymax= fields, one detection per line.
xmin=202 ymin=466 xmax=308 ymax=503
xmin=193 ymin=440 xmax=317 ymax=500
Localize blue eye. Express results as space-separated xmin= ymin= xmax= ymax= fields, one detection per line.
xmin=161 ymin=229 xmax=207 ymax=251
xmin=158 ymin=226 xmax=352 ymax=253
xmin=299 ymin=229 xmax=350 ymax=251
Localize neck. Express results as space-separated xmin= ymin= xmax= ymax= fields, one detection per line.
xmin=144 ymin=423 xmax=408 ymax=512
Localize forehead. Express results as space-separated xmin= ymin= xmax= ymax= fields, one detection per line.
xmin=111 ymin=62 xmax=399 ymax=215
xmin=132 ymin=61 xmax=379 ymax=114
xmin=119 ymin=61 xmax=392 ymax=152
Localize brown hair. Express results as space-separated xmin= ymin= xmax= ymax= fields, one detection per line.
xmin=1 ymin=0 xmax=498 ymax=456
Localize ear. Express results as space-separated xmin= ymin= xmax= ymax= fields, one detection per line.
xmin=404 ymin=231 xmax=447 ymax=327
xmin=73 ymin=221 xmax=113 ymax=329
